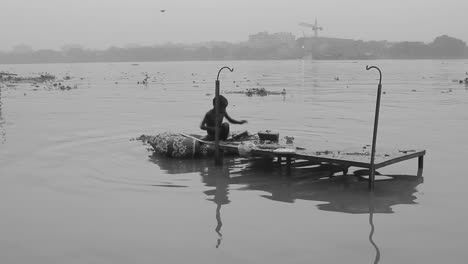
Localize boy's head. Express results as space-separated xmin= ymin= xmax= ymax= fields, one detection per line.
xmin=212 ymin=95 xmax=228 ymax=109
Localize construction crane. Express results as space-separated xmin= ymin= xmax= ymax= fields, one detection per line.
xmin=299 ymin=18 xmax=323 ymax=38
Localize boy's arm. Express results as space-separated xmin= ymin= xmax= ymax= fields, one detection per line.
xmin=224 ymin=112 xmax=247 ymax=124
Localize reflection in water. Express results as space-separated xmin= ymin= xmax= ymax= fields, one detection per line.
xmin=369 ymin=205 xmax=381 ymax=264
xmin=151 ymin=156 xmax=423 ymax=260
xmin=201 ymin=165 xmax=231 ymax=248
xmin=0 ymin=85 xmax=5 ymax=144
xmin=215 ymin=204 xmax=222 ymax=248
xmin=302 ymin=60 xmax=320 ymax=92
xmin=150 ymin=155 xmax=232 ymax=248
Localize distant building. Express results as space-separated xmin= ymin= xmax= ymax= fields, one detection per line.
xmin=299 ymin=36 xmax=357 ymax=59
xmin=248 ymin=32 xmax=296 ymax=48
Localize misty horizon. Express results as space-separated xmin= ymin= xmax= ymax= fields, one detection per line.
xmin=3 ymin=32 xmax=468 ymax=53
xmin=2 ymin=0 xmax=467 ymax=52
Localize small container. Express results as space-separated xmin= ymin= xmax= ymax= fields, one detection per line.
xmin=258 ymin=130 xmax=279 ymax=142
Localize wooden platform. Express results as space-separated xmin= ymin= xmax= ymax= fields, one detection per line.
xmin=217 ymin=141 xmax=425 ymax=177
xmin=177 ymin=133 xmax=425 ymax=187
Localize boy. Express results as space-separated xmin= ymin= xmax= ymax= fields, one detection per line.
xmin=200 ymin=95 xmax=247 ymax=141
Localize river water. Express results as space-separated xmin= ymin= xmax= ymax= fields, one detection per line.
xmin=1 ymin=60 xmax=467 ymax=263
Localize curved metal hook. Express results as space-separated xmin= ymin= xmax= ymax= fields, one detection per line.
xmin=366 ymin=65 xmax=383 ymax=190
xmin=217 ymin=66 xmax=234 ymax=81
xmin=366 ymin=65 xmax=382 ymax=85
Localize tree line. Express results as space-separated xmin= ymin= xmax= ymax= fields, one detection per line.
xmin=0 ymin=35 xmax=466 ymax=64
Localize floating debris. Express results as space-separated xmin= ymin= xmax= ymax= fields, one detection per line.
xmin=226 ymin=88 xmax=286 ymax=97
xmin=0 ymin=72 xmax=17 ymax=78
xmin=398 ymin=149 xmax=416 ymax=154
xmin=0 ymin=73 xmax=55 ymax=83
xmin=441 ymin=89 xmax=453 ymax=93
xmin=284 ymin=136 xmax=295 ymax=144
xmin=137 ymin=74 xmax=149 ymax=85
xmin=315 ymin=150 xmax=334 ymax=155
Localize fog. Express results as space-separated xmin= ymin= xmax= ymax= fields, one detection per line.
xmin=2 ymin=0 xmax=467 ymax=51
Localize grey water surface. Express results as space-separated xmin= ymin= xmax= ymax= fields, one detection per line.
xmin=1 ymin=60 xmax=467 ymax=263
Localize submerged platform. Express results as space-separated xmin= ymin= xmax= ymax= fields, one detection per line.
xmin=145 ymin=132 xmax=426 ymax=189
xmin=216 ymin=141 xmax=425 ymax=177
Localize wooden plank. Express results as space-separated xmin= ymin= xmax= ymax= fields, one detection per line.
xmin=294 ymin=149 xmax=426 ymax=170
xmin=294 ymin=152 xmax=372 ymax=168
xmin=374 ymin=150 xmax=425 ymax=169
xmin=178 ymin=133 xmax=210 ymax=143
xmin=293 ymin=160 xmax=322 ymax=168
xmin=179 ymin=133 xmax=242 ymax=148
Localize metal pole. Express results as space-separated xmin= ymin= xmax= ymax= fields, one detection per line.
xmin=366 ymin=65 xmax=382 ymax=190
xmin=214 ymin=80 xmax=221 ymax=165
xmin=214 ymin=66 xmax=234 ymax=166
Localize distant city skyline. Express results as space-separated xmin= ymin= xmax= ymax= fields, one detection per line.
xmin=2 ymin=0 xmax=467 ymax=51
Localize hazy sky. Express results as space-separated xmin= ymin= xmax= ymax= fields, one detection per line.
xmin=2 ymin=0 xmax=467 ymax=51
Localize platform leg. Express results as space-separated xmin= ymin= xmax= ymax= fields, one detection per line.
xmin=343 ymin=166 xmax=349 ymax=176
xmin=277 ymin=156 xmax=282 ymax=165
xmin=286 ymin=156 xmax=292 ymax=176
xmin=417 ymin=155 xmax=424 ymax=177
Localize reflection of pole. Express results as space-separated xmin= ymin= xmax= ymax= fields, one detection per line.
xmin=368 ymin=192 xmax=381 ymax=264
xmin=0 ymin=85 xmax=4 ymax=144
xmin=213 ymin=166 xmax=230 ymax=248
xmin=366 ymin=66 xmax=383 ymax=190
xmin=214 ymin=66 xmax=234 ymax=166
xmin=215 ymin=204 xmax=222 ymax=248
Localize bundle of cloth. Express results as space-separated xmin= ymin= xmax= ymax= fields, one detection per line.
xmin=138 ymin=131 xmax=253 ymax=158
xmin=138 ymin=132 xmax=213 ymax=158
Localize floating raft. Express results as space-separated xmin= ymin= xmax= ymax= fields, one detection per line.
xmin=173 ymin=133 xmax=425 ymax=176
xmin=216 ymin=141 xmax=425 ymax=177
xmin=142 ymin=132 xmax=425 ymax=184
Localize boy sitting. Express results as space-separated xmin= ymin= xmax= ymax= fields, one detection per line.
xmin=200 ymin=95 xmax=247 ymax=141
